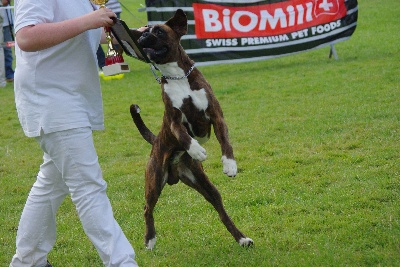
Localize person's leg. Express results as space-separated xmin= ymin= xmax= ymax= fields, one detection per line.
xmin=0 ymin=27 xmax=6 ymax=87
xmin=97 ymin=45 xmax=106 ymax=69
xmin=3 ymin=25 xmax=14 ymax=80
xmin=37 ymin=127 xmax=137 ymax=267
xmin=10 ymin=153 xmax=69 ymax=267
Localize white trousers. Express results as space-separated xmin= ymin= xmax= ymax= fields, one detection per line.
xmin=10 ymin=127 xmax=138 ymax=267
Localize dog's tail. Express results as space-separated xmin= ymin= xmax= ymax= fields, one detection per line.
xmin=130 ymin=104 xmax=156 ymax=145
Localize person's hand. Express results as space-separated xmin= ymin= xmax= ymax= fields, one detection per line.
xmin=85 ymin=8 xmax=117 ymax=29
xmin=137 ymin=26 xmax=148 ymax=32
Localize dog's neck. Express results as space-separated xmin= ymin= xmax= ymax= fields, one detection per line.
xmin=151 ymin=62 xmax=195 ymax=84
xmin=150 ymin=46 xmax=196 ymax=84
xmin=156 ymin=62 xmax=188 ymax=77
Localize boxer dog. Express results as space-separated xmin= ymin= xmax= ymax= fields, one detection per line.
xmin=129 ymin=9 xmax=253 ymax=250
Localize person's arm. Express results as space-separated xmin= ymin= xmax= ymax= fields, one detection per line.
xmin=16 ymin=8 xmax=116 ymax=52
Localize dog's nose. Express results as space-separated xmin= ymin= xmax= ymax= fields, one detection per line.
xmin=139 ymin=31 xmax=157 ymax=46
xmin=138 ymin=32 xmax=149 ymax=44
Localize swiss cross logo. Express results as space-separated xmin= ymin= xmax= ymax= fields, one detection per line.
xmin=314 ymin=0 xmax=340 ymax=17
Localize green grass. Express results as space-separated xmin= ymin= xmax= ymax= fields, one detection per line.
xmin=1 ymin=0 xmax=399 ymax=266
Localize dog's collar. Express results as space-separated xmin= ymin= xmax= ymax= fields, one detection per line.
xmin=150 ymin=63 xmax=195 ymax=84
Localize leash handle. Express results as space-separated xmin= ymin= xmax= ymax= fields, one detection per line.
xmin=150 ymin=64 xmax=162 ymax=84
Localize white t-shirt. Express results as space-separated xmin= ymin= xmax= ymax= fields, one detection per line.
xmin=14 ymin=0 xmax=104 ymax=137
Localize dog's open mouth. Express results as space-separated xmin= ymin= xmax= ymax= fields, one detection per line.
xmin=143 ymin=47 xmax=168 ymax=57
xmin=142 ymin=47 xmax=168 ymax=62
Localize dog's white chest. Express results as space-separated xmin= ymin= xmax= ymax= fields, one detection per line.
xmin=165 ymin=82 xmax=207 ymax=111
xmin=159 ymin=63 xmax=208 ymax=111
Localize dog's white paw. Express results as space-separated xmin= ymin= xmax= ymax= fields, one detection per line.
xmin=239 ymin=237 xmax=254 ymax=247
xmin=146 ymin=237 xmax=157 ymax=250
xmin=188 ymin=139 xmax=207 ymax=161
xmin=221 ymin=156 xmax=237 ymax=177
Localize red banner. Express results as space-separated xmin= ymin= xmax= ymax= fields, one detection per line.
xmin=193 ymin=0 xmax=346 ymax=39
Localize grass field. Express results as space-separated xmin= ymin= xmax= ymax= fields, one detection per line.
xmin=1 ymin=0 xmax=399 ymax=266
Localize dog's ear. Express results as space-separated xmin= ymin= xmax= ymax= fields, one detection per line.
xmin=165 ymin=9 xmax=188 ymax=38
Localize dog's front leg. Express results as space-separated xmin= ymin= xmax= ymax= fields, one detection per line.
xmin=170 ymin=108 xmax=207 ymax=161
xmin=211 ymin=106 xmax=237 ymax=177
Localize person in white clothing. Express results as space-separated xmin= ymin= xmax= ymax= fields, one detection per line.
xmin=10 ymin=0 xmax=139 ymax=266
xmin=0 ymin=1 xmax=6 ymax=87
xmin=1 ymin=0 xmax=14 ymax=82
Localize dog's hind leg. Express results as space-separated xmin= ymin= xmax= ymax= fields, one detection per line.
xmin=178 ymin=154 xmax=253 ymax=247
xmin=143 ymin=156 xmax=167 ymax=250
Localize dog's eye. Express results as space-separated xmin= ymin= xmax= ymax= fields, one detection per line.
xmin=154 ymin=28 xmax=164 ymax=36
